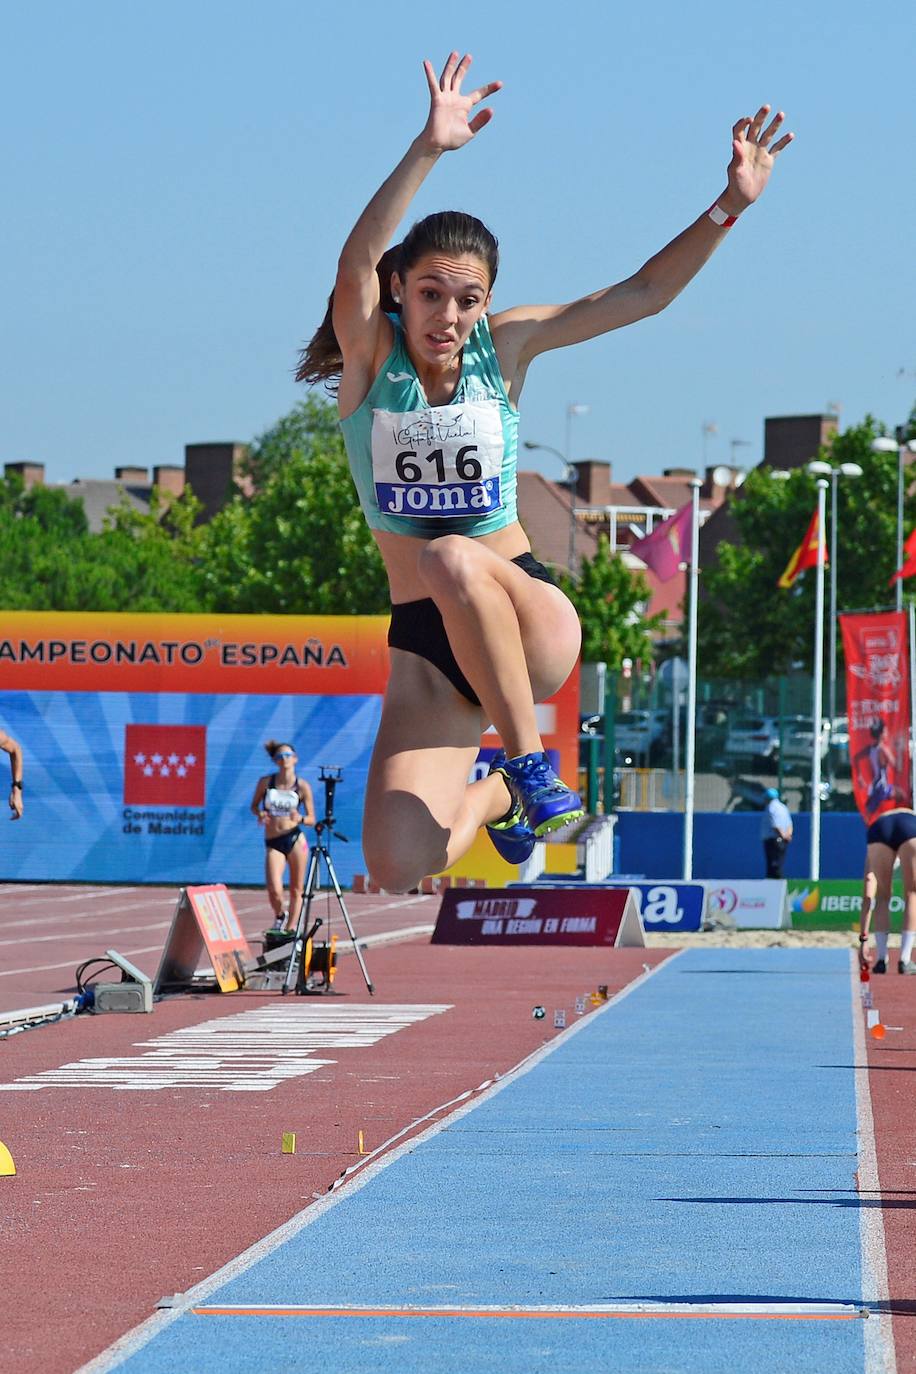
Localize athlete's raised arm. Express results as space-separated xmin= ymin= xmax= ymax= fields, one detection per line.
xmin=493 ymin=105 xmax=794 ymax=398
xmin=331 ymin=53 xmax=501 ymax=404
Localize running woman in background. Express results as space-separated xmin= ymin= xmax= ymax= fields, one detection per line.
xmin=250 ymin=741 xmax=316 ymax=932
xmin=299 ymin=51 xmax=793 ymax=893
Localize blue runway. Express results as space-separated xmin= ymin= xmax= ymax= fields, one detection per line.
xmin=96 ymin=949 xmax=891 ymax=1373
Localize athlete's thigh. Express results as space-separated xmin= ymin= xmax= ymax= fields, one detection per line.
xmin=286 ymin=836 xmax=308 ymax=887
xmin=430 ymin=539 xmax=581 ymax=701
xmin=364 ymin=650 xmax=484 ymax=869
xmin=867 ymin=842 xmax=897 ymax=899
xmin=896 ymin=836 xmax=916 ymax=892
xmin=264 ymin=846 xmax=286 ymax=891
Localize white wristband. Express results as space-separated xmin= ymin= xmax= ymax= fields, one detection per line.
xmin=708 ymin=202 xmax=738 ymax=228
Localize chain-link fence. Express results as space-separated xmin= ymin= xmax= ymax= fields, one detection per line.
xmin=578 ymin=668 xmax=855 ymax=816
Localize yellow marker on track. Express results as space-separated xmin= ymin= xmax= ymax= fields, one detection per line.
xmin=358 ymin=1131 xmax=366 ymax=1155
xmin=281 ymin=1133 xmax=296 ymax=1154
xmin=0 ymin=1140 xmax=16 ymax=1176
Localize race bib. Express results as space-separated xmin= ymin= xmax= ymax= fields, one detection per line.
xmin=371 ymin=400 xmax=504 ymax=520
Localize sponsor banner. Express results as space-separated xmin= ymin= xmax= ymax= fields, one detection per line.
xmin=840 ymin=610 xmax=912 ymax=822
xmin=604 ymin=881 xmax=705 ymax=932
xmin=703 ymin=880 xmax=788 ymax=930
xmin=787 ymin=878 xmax=903 ymax=930
xmin=0 ymin=611 xmax=390 ymax=695
xmin=431 ymin=886 xmax=645 ymax=947
xmin=0 ymin=613 xmax=579 ymax=885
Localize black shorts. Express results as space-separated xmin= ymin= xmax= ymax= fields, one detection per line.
xmin=387 ymin=552 xmax=558 ymax=706
xmin=866 ymin=809 xmax=916 ymax=850
xmin=265 ymin=826 xmax=305 ymax=856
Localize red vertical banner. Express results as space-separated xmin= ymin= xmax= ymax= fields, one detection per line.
xmin=840 ymin=611 xmax=913 ymax=822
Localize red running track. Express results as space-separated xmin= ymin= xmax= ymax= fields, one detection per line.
xmin=0 ymin=882 xmax=436 ymax=1014
xmin=0 ymin=882 xmax=668 ymax=1374
xmin=864 ymin=972 xmax=916 ymax=1371
xmin=4 ymin=885 xmax=916 ymax=1372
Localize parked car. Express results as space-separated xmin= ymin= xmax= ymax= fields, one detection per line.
xmin=614 ymin=710 xmax=667 ymax=763
xmin=579 ymin=710 xmax=667 ymax=766
xmin=781 ymin=716 xmax=830 ymax=770
xmin=828 ymin=716 xmax=850 ymax=775
xmin=724 ymin=715 xmax=780 ymax=768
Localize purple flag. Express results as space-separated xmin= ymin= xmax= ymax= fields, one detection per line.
xmin=629 ymin=502 xmax=692 ymax=582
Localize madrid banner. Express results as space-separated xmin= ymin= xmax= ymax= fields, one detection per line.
xmin=0 ymin=611 xmax=579 ymax=887
xmin=840 ymin=610 xmax=913 ymax=822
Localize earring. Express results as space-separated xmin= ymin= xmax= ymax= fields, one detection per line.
xmin=393 ymin=295 xmax=400 ymax=304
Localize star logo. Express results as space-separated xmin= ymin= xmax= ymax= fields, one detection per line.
xmin=124 ymin=725 xmax=206 ymax=806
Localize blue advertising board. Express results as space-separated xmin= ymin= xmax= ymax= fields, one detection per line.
xmin=604 ymin=881 xmax=705 ymax=932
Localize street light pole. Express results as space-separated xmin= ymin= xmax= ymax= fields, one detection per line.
xmin=566 ymin=404 xmax=589 ymax=575
xmin=811 ymin=478 xmax=828 ymax=880
xmin=808 ymin=459 xmax=863 ymax=769
xmin=872 ymin=432 xmax=916 ymax=610
xmin=522 ymin=438 xmax=579 ymax=575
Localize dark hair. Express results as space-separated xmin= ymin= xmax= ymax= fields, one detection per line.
xmin=870 ymin=720 xmax=885 ymax=740
xmin=296 ymin=212 xmax=499 ymax=390
xmin=264 ymin=739 xmax=295 ymax=759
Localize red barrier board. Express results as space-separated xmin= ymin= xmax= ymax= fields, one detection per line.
xmin=431 ymin=886 xmax=645 ymax=948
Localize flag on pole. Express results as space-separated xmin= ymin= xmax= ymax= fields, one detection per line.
xmin=889 ymin=528 xmax=916 ymax=585
xmin=777 ymin=507 xmax=827 ymax=589
xmin=629 ymin=502 xmax=692 ymax=583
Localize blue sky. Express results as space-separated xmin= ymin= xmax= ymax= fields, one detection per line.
xmin=3 ymin=0 xmax=914 ymax=490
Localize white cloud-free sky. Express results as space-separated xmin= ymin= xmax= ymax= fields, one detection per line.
xmin=3 ymin=0 xmax=914 ymax=488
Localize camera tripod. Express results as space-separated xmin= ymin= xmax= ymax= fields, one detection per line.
xmin=281 ymin=766 xmax=374 ymax=996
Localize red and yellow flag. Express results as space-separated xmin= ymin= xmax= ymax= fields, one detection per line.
xmin=889 ymin=528 xmax=916 ymax=585
xmin=777 ymin=507 xmax=827 ymax=589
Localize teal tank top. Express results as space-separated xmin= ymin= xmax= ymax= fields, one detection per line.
xmin=339 ymin=313 xmax=519 ymax=538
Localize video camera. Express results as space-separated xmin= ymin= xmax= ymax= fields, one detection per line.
xmin=317 ymin=765 xmax=343 ymax=832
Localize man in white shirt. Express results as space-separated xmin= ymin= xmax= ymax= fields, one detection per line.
xmin=761 ymin=787 xmax=792 ymax=877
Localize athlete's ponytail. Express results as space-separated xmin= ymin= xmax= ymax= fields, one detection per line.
xmin=296 ymin=212 xmax=498 ymax=391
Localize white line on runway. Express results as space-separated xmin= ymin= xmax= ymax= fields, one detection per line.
xmin=0 ymin=900 xmax=177 ymax=933
xmin=852 ymin=954 xmax=898 ymax=1374
xmin=0 ymin=921 xmax=170 ymax=949
xmin=190 ymin=1300 xmax=866 ymax=1320
xmin=0 ymin=945 xmax=165 ymax=978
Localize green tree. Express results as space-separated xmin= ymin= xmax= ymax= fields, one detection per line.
xmin=0 ymin=472 xmax=208 ymax=612
xmin=558 ymin=535 xmax=664 ymax=667
xmin=699 ymin=416 xmax=912 ymax=678
xmin=198 ymin=398 xmax=388 ymax=614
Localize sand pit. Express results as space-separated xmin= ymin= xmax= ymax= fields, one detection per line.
xmin=646 ymin=928 xmax=859 ymax=949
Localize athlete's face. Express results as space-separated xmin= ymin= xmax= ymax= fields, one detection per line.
xmin=393 ymin=252 xmax=492 ymax=368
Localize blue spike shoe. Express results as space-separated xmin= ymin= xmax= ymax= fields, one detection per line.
xmin=486 ymin=750 xmax=536 ymax=864
xmin=502 ymin=751 xmax=584 ymax=837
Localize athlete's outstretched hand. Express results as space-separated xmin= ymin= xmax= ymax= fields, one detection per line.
xmin=726 ymin=105 xmax=794 ymax=211
xmin=420 ymin=52 xmax=502 ymax=154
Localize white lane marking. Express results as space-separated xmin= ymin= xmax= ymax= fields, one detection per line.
xmin=0 ymin=887 xmax=143 ymax=906
xmin=0 ymin=895 xmax=175 ymax=928
xmin=0 ymin=884 xmax=63 ymax=897
xmin=0 ymin=921 xmax=170 ymax=949
xmin=851 ymin=954 xmax=898 ymax=1374
xmin=0 ymin=1002 xmax=452 ymax=1093
xmin=191 ymin=1300 xmax=865 ymax=1319
xmin=0 ymin=945 xmax=164 ymax=978
xmin=75 ymin=956 xmax=678 ymax=1374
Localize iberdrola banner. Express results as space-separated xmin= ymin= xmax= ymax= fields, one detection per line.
xmin=840 ymin=610 xmax=913 ymax=823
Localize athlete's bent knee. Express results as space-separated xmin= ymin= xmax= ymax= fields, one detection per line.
xmin=365 ymin=853 xmax=425 ymax=894
xmin=417 ymin=535 xmax=481 ymax=601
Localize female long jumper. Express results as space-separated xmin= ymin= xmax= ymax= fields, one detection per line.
xmin=300 ymin=52 xmax=793 ymax=893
